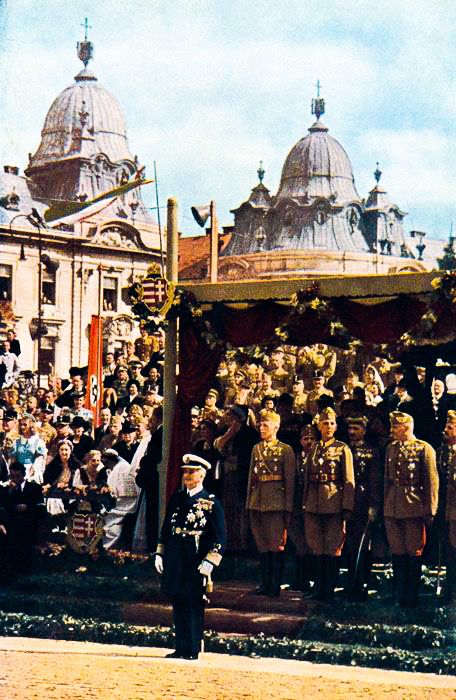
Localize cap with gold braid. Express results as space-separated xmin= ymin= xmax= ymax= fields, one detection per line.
xmin=181 ymin=453 xmax=212 ymax=472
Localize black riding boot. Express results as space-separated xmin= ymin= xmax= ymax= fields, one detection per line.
xmin=251 ymin=552 xmax=271 ymax=595
xmin=269 ymin=552 xmax=285 ymax=598
xmin=324 ymin=556 xmax=339 ymax=601
xmin=299 ymin=554 xmax=313 ymax=594
xmin=442 ymin=556 xmax=456 ymax=603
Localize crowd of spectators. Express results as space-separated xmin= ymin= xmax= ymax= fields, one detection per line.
xmin=0 ymin=328 xmax=455 ymax=599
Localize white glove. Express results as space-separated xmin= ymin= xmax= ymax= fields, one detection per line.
xmin=155 ymin=554 xmax=164 ymax=575
xmin=198 ymin=560 xmax=213 ymax=577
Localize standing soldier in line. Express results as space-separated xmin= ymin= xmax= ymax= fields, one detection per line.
xmin=303 ymin=407 xmax=355 ymax=601
xmin=155 ymin=454 xmax=226 ymax=660
xmin=288 ymin=423 xmax=318 ymax=594
xmin=437 ymin=410 xmax=456 ymax=602
xmin=246 ymin=409 xmax=295 ymax=597
xmin=345 ymin=415 xmax=382 ymax=600
xmin=383 ymin=411 xmax=438 ymax=608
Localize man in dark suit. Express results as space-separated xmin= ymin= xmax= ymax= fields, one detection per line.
xmin=155 ymin=453 xmax=227 ymax=660
xmin=0 ymin=461 xmax=44 ymax=581
xmin=94 ymin=407 xmax=113 ymax=447
xmin=135 ymin=406 xmax=163 ymax=552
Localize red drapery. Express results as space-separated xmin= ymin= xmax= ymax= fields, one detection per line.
xmin=331 ymin=295 xmax=428 ymax=344
xmin=166 ymin=293 xmax=448 ymax=498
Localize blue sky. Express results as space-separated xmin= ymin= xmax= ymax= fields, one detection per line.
xmin=1 ymin=0 xmax=455 ymax=239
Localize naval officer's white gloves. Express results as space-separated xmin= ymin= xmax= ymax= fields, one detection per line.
xmin=154 ymin=554 xmax=164 ymax=575
xmin=198 ymin=560 xmax=213 ymax=577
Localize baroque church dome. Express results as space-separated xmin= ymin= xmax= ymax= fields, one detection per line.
xmin=28 ymin=67 xmax=133 ymax=169
xmin=276 ymin=115 xmax=360 ymax=205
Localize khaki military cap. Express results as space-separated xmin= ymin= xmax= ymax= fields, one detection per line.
xmin=319 ymin=407 xmax=337 ymax=422
xmin=390 ymin=411 xmax=413 ymax=426
xmin=259 ymin=409 xmax=281 ymax=426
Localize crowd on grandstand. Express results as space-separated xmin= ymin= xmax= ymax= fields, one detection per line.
xmin=0 ymin=327 xmax=455 ymax=605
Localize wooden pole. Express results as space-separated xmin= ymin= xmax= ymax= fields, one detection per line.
xmin=160 ymin=197 xmax=178 ymax=522
xmin=210 ymin=200 xmax=218 ymax=283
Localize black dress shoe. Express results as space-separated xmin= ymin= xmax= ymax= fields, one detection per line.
xmin=165 ymin=651 xmax=184 ymax=658
xmin=183 ymin=654 xmax=199 ymax=660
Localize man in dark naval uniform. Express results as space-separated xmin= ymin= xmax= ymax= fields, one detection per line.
xmin=155 ymin=454 xmax=227 ymax=660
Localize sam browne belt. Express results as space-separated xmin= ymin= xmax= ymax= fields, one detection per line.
xmin=258 ymin=474 xmax=283 ymax=482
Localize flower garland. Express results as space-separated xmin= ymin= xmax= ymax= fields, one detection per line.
xmin=398 ymin=271 xmax=456 ymax=347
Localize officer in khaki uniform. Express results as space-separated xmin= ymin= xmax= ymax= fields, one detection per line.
xmin=438 ymin=410 xmax=456 ymax=602
xmin=246 ymin=409 xmax=295 ymax=597
xmin=384 ymin=411 xmax=438 ymax=607
xmin=303 ymin=407 xmax=355 ymax=600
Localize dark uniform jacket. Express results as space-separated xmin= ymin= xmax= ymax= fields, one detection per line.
xmin=383 ymin=438 xmax=438 ymax=519
xmin=246 ymin=440 xmax=295 ymax=513
xmin=0 ymin=481 xmax=44 ymax=536
xmin=350 ymin=442 xmax=383 ymax=515
xmin=303 ymin=438 xmax=355 ymax=514
xmin=156 ymin=486 xmax=226 ymax=596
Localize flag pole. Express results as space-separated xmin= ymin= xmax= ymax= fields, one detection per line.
xmin=160 ymin=197 xmax=178 ymax=524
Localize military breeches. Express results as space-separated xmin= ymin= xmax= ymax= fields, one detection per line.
xmin=304 ymin=512 xmax=346 ymax=556
xmin=249 ymin=511 xmax=287 ymax=553
xmin=384 ymin=517 xmax=426 ymax=556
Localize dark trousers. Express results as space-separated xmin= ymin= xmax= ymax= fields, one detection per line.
xmin=171 ymin=594 xmax=205 ymax=657
xmin=144 ymin=478 xmax=159 ymax=553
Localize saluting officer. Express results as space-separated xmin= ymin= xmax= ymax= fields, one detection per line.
xmin=246 ymin=409 xmax=295 ymax=597
xmin=345 ymin=415 xmax=382 ymax=600
xmin=438 ymin=410 xmax=456 ymax=602
xmin=303 ymin=406 xmax=355 ymax=601
xmin=155 ymin=454 xmax=227 ymax=660
xmin=384 ymin=411 xmax=438 ymax=607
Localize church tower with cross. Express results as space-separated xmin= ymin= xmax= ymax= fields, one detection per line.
xmin=218 ymin=85 xmax=418 ymax=279
xmin=0 ymin=22 xmax=162 ymax=376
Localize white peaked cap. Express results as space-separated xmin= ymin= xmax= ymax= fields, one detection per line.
xmin=181 ymin=453 xmax=212 ymax=472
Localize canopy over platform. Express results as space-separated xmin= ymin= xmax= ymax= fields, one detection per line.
xmin=163 ymin=269 xmax=456 ymax=496
xmin=180 ymin=271 xmax=441 ymax=305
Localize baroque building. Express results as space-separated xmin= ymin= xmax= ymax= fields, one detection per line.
xmin=179 ymin=95 xmax=429 ymax=281
xmin=0 ymin=35 xmax=162 ymax=377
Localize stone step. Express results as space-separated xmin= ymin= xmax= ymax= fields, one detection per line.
xmin=122 ymin=601 xmax=306 ymax=637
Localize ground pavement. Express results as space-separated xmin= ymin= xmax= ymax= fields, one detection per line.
xmin=1 ymin=637 xmax=455 ymax=700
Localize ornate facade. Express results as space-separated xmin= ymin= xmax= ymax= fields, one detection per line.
xmin=0 ymin=36 xmax=162 ymax=376
xmin=218 ymin=96 xmax=427 ymax=280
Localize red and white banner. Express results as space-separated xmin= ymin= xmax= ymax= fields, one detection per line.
xmin=85 ymin=315 xmax=103 ymax=428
